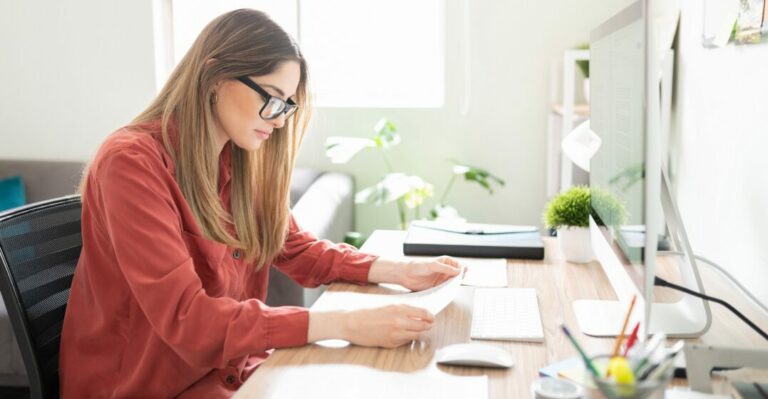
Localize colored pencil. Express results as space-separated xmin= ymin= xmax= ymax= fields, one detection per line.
xmin=561 ymin=325 xmax=601 ymax=378
xmin=622 ymin=322 xmax=641 ymax=357
xmin=612 ymin=295 xmax=637 ymax=357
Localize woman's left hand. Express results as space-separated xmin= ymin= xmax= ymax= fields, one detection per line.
xmin=399 ymin=256 xmax=465 ymax=292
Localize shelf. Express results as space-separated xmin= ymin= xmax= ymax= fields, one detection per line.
xmin=551 ymin=104 xmax=590 ymax=118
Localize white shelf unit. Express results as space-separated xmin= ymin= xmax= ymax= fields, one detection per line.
xmin=546 ymin=49 xmax=590 ymax=198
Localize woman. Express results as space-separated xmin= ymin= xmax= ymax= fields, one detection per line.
xmin=59 ymin=8 xmax=462 ymax=398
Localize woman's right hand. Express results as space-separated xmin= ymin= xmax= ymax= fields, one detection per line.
xmin=308 ymin=305 xmax=435 ymax=348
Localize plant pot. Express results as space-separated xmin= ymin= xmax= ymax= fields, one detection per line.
xmin=557 ymin=226 xmax=593 ymax=263
xmin=583 ymin=78 xmax=590 ymax=104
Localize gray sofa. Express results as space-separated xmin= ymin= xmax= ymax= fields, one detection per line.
xmin=0 ymin=160 xmax=354 ymax=386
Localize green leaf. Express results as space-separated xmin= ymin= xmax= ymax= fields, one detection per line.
xmin=372 ymin=118 xmax=401 ymax=149
xmin=325 ymin=136 xmax=376 ymax=164
xmin=355 ymin=173 xmax=434 ymax=208
xmin=449 ymin=160 xmax=506 ymax=195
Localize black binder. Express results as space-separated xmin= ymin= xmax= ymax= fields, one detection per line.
xmin=403 ymin=221 xmax=545 ymax=259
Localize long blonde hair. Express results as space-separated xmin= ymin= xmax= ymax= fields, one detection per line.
xmin=133 ymin=9 xmax=310 ymax=270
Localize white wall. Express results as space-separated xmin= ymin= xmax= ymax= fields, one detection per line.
xmin=672 ymin=1 xmax=768 ymax=306
xmin=0 ymin=0 xmax=632 ymax=235
xmin=0 ymin=0 xmax=158 ymax=162
xmin=296 ymin=0 xmax=633 ymax=235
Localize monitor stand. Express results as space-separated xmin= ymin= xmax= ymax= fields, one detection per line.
xmin=573 ymin=169 xmax=712 ymax=338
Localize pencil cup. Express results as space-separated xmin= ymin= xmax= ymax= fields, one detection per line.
xmin=585 ymin=355 xmax=672 ymax=399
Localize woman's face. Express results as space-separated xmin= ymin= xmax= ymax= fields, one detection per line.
xmin=212 ymin=60 xmax=300 ymax=152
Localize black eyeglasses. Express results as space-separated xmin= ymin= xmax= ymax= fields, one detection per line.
xmin=235 ymin=76 xmax=298 ymax=120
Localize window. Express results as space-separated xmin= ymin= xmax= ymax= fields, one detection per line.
xmin=169 ymin=0 xmax=444 ymax=108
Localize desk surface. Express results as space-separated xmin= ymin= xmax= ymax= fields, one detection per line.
xmin=235 ymin=231 xmax=768 ymax=398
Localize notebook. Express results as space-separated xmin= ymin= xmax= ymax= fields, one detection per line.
xmin=403 ymin=221 xmax=545 ymax=259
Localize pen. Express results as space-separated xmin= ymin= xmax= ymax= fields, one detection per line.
xmin=632 ymin=332 xmax=666 ymax=376
xmin=612 ymin=295 xmax=637 ymax=357
xmin=622 ymin=322 xmax=641 ymax=357
xmin=640 ymin=340 xmax=685 ymax=381
xmin=561 ymin=325 xmax=601 ymax=378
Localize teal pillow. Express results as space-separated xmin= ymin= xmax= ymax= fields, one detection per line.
xmin=0 ymin=175 xmax=26 ymax=212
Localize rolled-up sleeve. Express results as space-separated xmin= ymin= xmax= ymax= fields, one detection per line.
xmin=98 ymin=148 xmax=309 ymax=368
xmin=273 ymin=216 xmax=378 ymax=288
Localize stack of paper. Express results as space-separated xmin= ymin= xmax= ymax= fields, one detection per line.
xmin=311 ymin=273 xmax=462 ymax=315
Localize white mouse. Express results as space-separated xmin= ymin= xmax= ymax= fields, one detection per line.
xmin=435 ymin=343 xmax=514 ymax=368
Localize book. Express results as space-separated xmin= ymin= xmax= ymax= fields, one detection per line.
xmin=403 ymin=221 xmax=545 ymax=259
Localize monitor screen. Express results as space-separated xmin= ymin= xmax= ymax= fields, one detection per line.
xmin=590 ymin=1 xmax=646 ymax=269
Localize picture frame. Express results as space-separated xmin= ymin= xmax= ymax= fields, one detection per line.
xmin=703 ymin=0 xmax=768 ymax=47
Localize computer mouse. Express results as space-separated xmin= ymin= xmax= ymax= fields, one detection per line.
xmin=435 ymin=343 xmax=514 ymax=368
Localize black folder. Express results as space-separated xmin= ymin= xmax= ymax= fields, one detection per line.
xmin=403 ymin=221 xmax=545 ymax=259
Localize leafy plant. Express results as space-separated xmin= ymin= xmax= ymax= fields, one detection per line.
xmin=543 ymin=186 xmax=627 ymax=229
xmin=431 ymin=160 xmax=506 ymax=220
xmin=326 ymin=118 xmax=505 ymax=230
xmin=608 ymin=163 xmax=644 ymax=193
xmin=575 ymin=42 xmax=590 ymax=78
xmin=590 ymin=187 xmax=628 ymax=227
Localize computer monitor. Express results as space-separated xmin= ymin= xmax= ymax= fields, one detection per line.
xmin=573 ymin=0 xmax=712 ymax=339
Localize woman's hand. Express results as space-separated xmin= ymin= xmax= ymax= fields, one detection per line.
xmin=368 ymin=256 xmax=465 ymax=292
xmin=399 ymin=256 xmax=464 ymax=291
xmin=308 ymin=305 xmax=435 ymax=348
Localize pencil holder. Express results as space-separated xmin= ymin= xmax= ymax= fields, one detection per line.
xmin=585 ymin=355 xmax=672 ymax=399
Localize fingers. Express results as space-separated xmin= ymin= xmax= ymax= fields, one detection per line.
xmin=429 ymin=260 xmax=462 ymax=276
xmin=400 ymin=317 xmax=432 ymax=332
xmin=436 ymin=255 xmax=462 ymax=267
xmin=397 ymin=304 xmax=435 ymax=323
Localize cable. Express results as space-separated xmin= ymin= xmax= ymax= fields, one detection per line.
xmin=660 ymin=251 xmax=768 ymax=317
xmin=653 ymin=276 xmax=768 ymax=341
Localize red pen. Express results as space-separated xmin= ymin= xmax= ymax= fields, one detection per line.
xmin=622 ymin=322 xmax=641 ymax=357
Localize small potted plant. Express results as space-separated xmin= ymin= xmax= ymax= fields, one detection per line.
xmin=543 ymin=186 xmax=626 ymax=263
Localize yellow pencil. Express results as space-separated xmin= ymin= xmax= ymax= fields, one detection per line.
xmin=612 ymin=294 xmax=637 ymax=357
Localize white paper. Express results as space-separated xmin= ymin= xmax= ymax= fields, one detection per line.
xmin=261 ymin=365 xmax=488 ymax=399
xmin=411 ymin=219 xmax=538 ymax=234
xmin=311 ymin=272 xmax=462 ymax=316
xmin=460 ymin=258 xmax=508 ymax=287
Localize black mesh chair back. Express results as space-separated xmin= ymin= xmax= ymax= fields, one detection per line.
xmin=0 ymin=196 xmax=82 ymax=399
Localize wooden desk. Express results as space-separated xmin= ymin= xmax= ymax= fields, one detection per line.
xmin=235 ymin=231 xmax=768 ymax=398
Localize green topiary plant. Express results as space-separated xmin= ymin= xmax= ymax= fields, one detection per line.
xmin=543 ymin=186 xmax=627 ymax=230
xmin=544 ymin=186 xmax=591 ymax=229
xmin=590 ymin=187 xmax=628 ymax=227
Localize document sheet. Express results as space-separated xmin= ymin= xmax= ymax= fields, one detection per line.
xmin=311 ymin=273 xmax=462 ymax=315
xmin=460 ymin=257 xmax=508 ymax=287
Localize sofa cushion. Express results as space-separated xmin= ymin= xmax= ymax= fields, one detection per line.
xmin=290 ymin=168 xmax=324 ymax=207
xmin=0 ymin=161 xmax=84 ymax=204
xmin=0 ymin=176 xmax=25 ymax=212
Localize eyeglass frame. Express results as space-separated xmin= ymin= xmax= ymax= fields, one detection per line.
xmin=235 ymin=76 xmax=298 ymax=120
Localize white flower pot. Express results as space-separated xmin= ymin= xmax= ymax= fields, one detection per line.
xmin=583 ymin=78 xmax=590 ymax=103
xmin=557 ymin=227 xmax=593 ymax=264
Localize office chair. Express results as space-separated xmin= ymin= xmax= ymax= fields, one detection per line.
xmin=0 ymin=195 xmax=82 ymax=399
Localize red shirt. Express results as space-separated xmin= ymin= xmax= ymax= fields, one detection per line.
xmin=60 ymin=122 xmax=377 ymax=398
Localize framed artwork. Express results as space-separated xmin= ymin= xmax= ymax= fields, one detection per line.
xmin=703 ymin=0 xmax=768 ymax=46
xmin=733 ymin=0 xmax=768 ymax=44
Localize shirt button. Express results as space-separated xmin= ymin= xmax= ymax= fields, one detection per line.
xmin=225 ymin=374 xmax=236 ymax=385
xmin=232 ymin=249 xmax=241 ymax=260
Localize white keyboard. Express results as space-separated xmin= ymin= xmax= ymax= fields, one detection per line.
xmin=470 ymin=288 xmax=545 ymax=342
